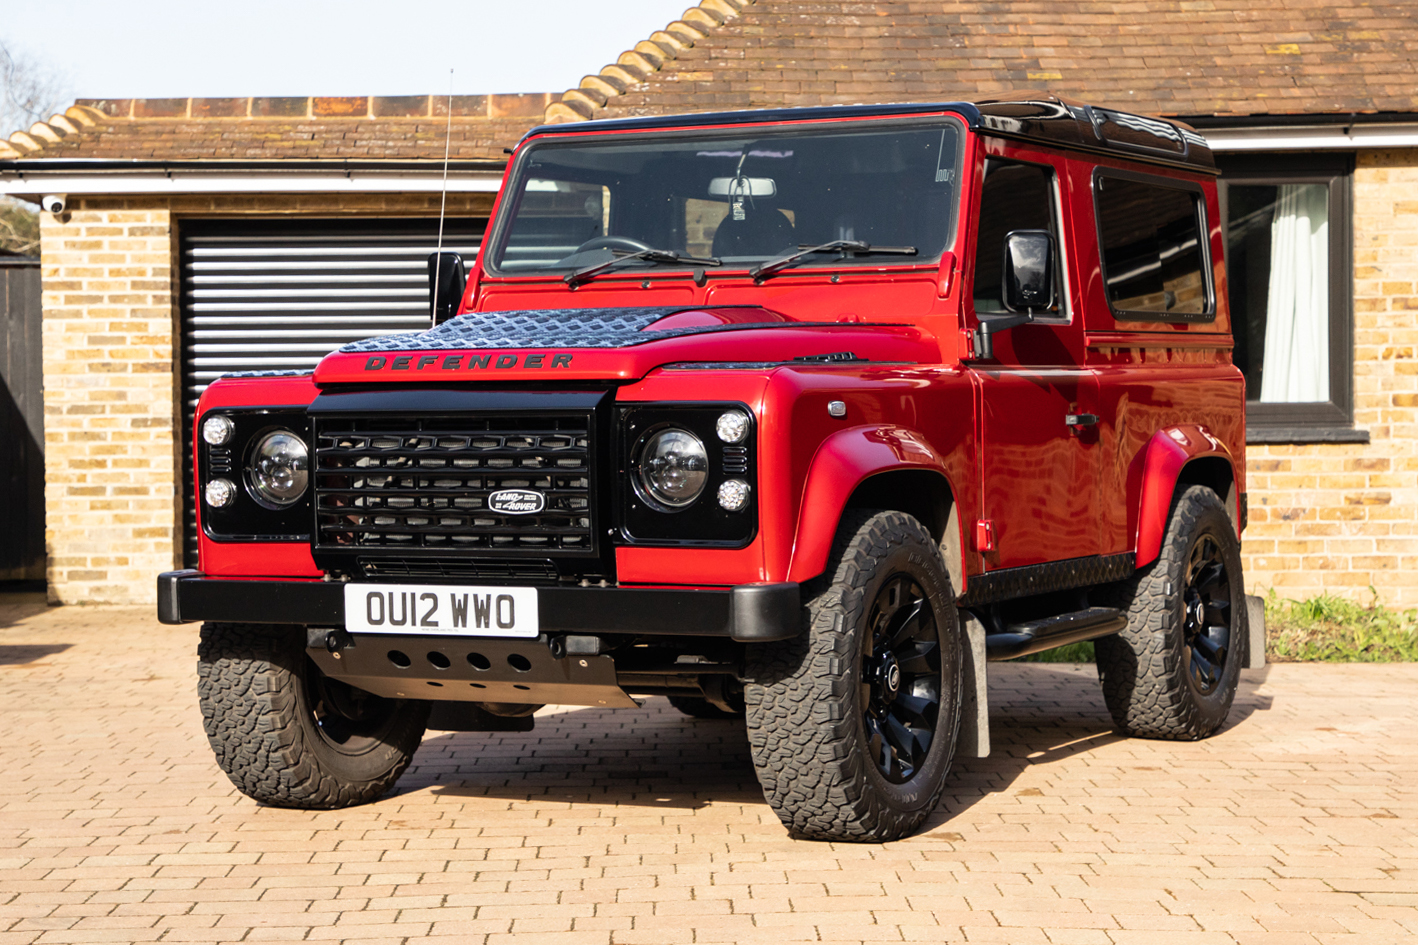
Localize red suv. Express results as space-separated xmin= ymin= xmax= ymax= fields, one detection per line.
xmin=161 ymin=95 xmax=1252 ymax=842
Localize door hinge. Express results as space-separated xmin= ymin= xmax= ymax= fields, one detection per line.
xmin=974 ymin=519 xmax=996 ymax=553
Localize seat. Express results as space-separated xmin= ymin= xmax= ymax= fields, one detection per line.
xmin=711 ymin=208 xmax=796 ymax=258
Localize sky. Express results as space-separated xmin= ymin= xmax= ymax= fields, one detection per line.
xmin=3 ymin=0 xmax=691 ymax=102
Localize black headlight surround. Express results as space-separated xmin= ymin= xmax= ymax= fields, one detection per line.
xmin=199 ymin=408 xmax=312 ymax=542
xmin=617 ymin=402 xmax=757 ymax=547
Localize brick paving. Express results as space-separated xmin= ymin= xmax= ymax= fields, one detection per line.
xmin=1 ymin=592 xmax=1416 ymax=944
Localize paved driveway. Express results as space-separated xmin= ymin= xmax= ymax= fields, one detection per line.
xmin=1 ymin=593 xmax=1415 ymax=944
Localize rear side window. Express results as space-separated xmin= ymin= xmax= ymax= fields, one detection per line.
xmin=1095 ymin=174 xmax=1213 ymax=321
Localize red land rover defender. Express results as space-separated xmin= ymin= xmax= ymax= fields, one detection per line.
xmin=160 ymin=96 xmax=1253 ymax=842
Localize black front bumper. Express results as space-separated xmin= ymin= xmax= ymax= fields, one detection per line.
xmin=157 ymin=570 xmax=800 ymax=642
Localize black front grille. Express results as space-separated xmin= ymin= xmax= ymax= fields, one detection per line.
xmin=357 ymin=556 xmax=560 ymax=581
xmin=314 ymin=415 xmax=595 ymax=555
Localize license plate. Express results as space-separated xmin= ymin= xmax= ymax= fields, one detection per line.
xmin=343 ymin=583 xmax=539 ymax=638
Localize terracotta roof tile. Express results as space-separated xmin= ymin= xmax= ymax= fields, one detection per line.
xmin=544 ymin=0 xmax=1418 ymax=125
xmin=1 ymin=94 xmax=560 ymax=162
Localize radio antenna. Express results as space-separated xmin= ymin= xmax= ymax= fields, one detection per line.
xmin=431 ymin=69 xmax=454 ymax=324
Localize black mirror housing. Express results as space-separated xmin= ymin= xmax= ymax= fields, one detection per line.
xmin=428 ymin=252 xmax=467 ymax=324
xmin=1002 ymin=229 xmax=1055 ymax=313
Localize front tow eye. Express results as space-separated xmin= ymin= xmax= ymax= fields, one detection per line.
xmin=325 ymin=629 xmax=354 ymax=659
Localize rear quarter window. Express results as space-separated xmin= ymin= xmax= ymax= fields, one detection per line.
xmin=1095 ymin=172 xmax=1214 ymax=322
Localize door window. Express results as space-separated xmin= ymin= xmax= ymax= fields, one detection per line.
xmin=973 ymin=159 xmax=1066 ymax=319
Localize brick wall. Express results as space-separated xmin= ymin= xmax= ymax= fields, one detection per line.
xmin=1242 ymin=149 xmax=1418 ymax=608
xmin=39 ymin=193 xmax=493 ymax=605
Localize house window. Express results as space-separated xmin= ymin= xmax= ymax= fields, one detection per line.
xmin=1219 ymin=154 xmax=1360 ymax=442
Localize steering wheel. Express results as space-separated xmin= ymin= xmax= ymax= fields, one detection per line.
xmin=573 ymin=235 xmax=654 ymax=254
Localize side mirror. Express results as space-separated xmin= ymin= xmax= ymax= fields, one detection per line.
xmin=1002 ymin=229 xmax=1055 ymax=313
xmin=428 ymin=252 xmax=466 ymax=324
xmin=971 ymin=230 xmax=1056 ymax=361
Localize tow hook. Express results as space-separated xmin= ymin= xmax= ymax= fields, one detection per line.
xmin=324 ymin=629 xmax=354 ymax=659
xmin=548 ymin=634 xmax=604 ymax=660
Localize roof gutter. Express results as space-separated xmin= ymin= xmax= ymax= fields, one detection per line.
xmin=0 ymin=159 xmax=507 ymax=197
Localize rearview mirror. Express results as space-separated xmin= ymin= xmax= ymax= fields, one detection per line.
xmin=708 ymin=176 xmax=777 ymax=197
xmin=428 ymin=252 xmax=466 ymax=324
xmin=1002 ymin=229 xmax=1055 ymax=313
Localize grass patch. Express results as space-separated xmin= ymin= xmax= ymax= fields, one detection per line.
xmin=1014 ymin=590 xmax=1418 ymax=663
xmin=1266 ymin=590 xmax=1418 ymax=662
xmin=1019 ymin=640 xmax=1095 ymax=663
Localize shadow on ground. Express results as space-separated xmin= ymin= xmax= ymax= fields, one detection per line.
xmin=0 ymin=590 xmax=50 ymax=629
xmin=0 ymin=643 xmax=72 ymax=665
xmin=410 ymin=661 xmax=1275 ymax=823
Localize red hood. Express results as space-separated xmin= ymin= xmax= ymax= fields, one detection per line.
xmin=312 ymin=305 xmax=940 ymax=384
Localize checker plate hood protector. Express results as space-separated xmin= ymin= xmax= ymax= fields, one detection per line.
xmin=312 ymin=306 xmax=937 ymax=383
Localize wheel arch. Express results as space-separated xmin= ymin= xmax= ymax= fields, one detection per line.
xmin=1135 ymin=425 xmax=1240 ymax=568
xmin=786 ymin=426 xmax=964 ymax=592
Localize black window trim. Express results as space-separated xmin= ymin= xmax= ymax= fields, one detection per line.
xmin=1217 ymin=152 xmax=1360 ymax=442
xmin=1091 ymin=166 xmax=1217 ymax=324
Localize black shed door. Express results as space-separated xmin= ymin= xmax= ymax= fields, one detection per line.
xmin=178 ymin=218 xmax=485 ymax=566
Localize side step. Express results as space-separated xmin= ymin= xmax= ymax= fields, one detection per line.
xmin=984 ymin=606 xmax=1127 ymax=661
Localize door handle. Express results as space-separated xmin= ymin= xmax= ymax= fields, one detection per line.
xmin=1065 ymin=413 xmax=1099 ymax=430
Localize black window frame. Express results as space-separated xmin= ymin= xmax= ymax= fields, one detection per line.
xmin=1091 ymin=167 xmax=1216 ymax=324
xmin=1217 ymin=153 xmax=1361 ymax=444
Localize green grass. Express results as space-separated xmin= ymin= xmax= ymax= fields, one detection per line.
xmin=1265 ymin=590 xmax=1418 ymax=662
xmin=1015 ymin=589 xmax=1418 ymax=664
xmin=1019 ymin=640 xmax=1096 ymax=663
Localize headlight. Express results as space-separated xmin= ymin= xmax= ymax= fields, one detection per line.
xmin=248 ymin=431 xmax=309 ymax=508
xmin=635 ymin=427 xmax=708 ymax=509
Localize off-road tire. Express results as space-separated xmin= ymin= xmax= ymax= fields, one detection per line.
xmin=668 ymin=695 xmax=744 ymax=719
xmin=744 ymin=510 xmax=962 ymax=842
xmin=1095 ymin=486 xmax=1247 ymax=739
xmin=197 ymin=622 xmax=429 ymax=808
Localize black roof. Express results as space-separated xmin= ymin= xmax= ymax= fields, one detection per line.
xmin=520 ymin=94 xmax=1216 ymax=173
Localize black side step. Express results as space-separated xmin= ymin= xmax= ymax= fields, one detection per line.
xmin=984 ymin=606 xmax=1127 ymax=662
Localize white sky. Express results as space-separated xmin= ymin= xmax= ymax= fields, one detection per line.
xmin=4 ymin=0 xmax=691 ymax=100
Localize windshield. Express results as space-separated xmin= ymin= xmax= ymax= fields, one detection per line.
xmin=489 ymin=117 xmax=965 ymax=274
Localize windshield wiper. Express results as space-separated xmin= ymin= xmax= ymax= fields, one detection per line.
xmin=749 ymin=240 xmax=918 ymax=281
xmin=564 ymin=248 xmax=721 ymax=288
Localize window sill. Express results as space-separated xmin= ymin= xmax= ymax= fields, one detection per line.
xmin=1246 ymin=426 xmax=1370 ymax=445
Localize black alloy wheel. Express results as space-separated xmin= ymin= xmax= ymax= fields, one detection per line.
xmin=1094 ymin=485 xmax=1247 ymax=740
xmin=861 ymin=575 xmax=941 ymax=783
xmin=745 ymin=509 xmax=962 ymax=842
xmin=198 ymin=622 xmax=429 ymax=809
xmin=1181 ymin=534 xmax=1232 ymax=695
xmin=305 ymin=659 xmax=402 ymax=754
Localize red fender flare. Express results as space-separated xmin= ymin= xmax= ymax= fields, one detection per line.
xmin=1135 ymin=424 xmax=1237 ymax=568
xmin=786 ymin=425 xmax=961 ymax=585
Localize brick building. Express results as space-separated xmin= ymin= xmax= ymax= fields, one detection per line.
xmin=3 ymin=0 xmax=1417 ymax=606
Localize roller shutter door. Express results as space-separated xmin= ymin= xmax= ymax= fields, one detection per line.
xmin=179 ymin=217 xmax=485 ymax=566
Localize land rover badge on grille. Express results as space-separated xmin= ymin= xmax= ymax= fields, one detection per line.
xmin=487 ymin=489 xmax=546 ymax=514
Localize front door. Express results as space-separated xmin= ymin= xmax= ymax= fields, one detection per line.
xmin=968 ymin=147 xmax=1101 ymax=569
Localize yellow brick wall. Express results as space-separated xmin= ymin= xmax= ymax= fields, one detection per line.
xmin=1243 ymin=149 xmax=1418 ymax=608
xmin=39 ymin=193 xmax=493 ymax=605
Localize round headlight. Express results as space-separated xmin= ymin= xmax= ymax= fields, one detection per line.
xmin=635 ymin=427 xmax=708 ymax=509
xmin=202 ymin=414 xmax=235 ymax=446
xmin=715 ymin=410 xmax=750 ymax=444
xmin=204 ymin=478 xmax=236 ymax=508
xmin=248 ymin=431 xmax=309 ymax=508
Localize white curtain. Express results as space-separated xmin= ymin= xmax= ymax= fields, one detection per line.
xmin=1259 ymin=184 xmax=1329 ymax=403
